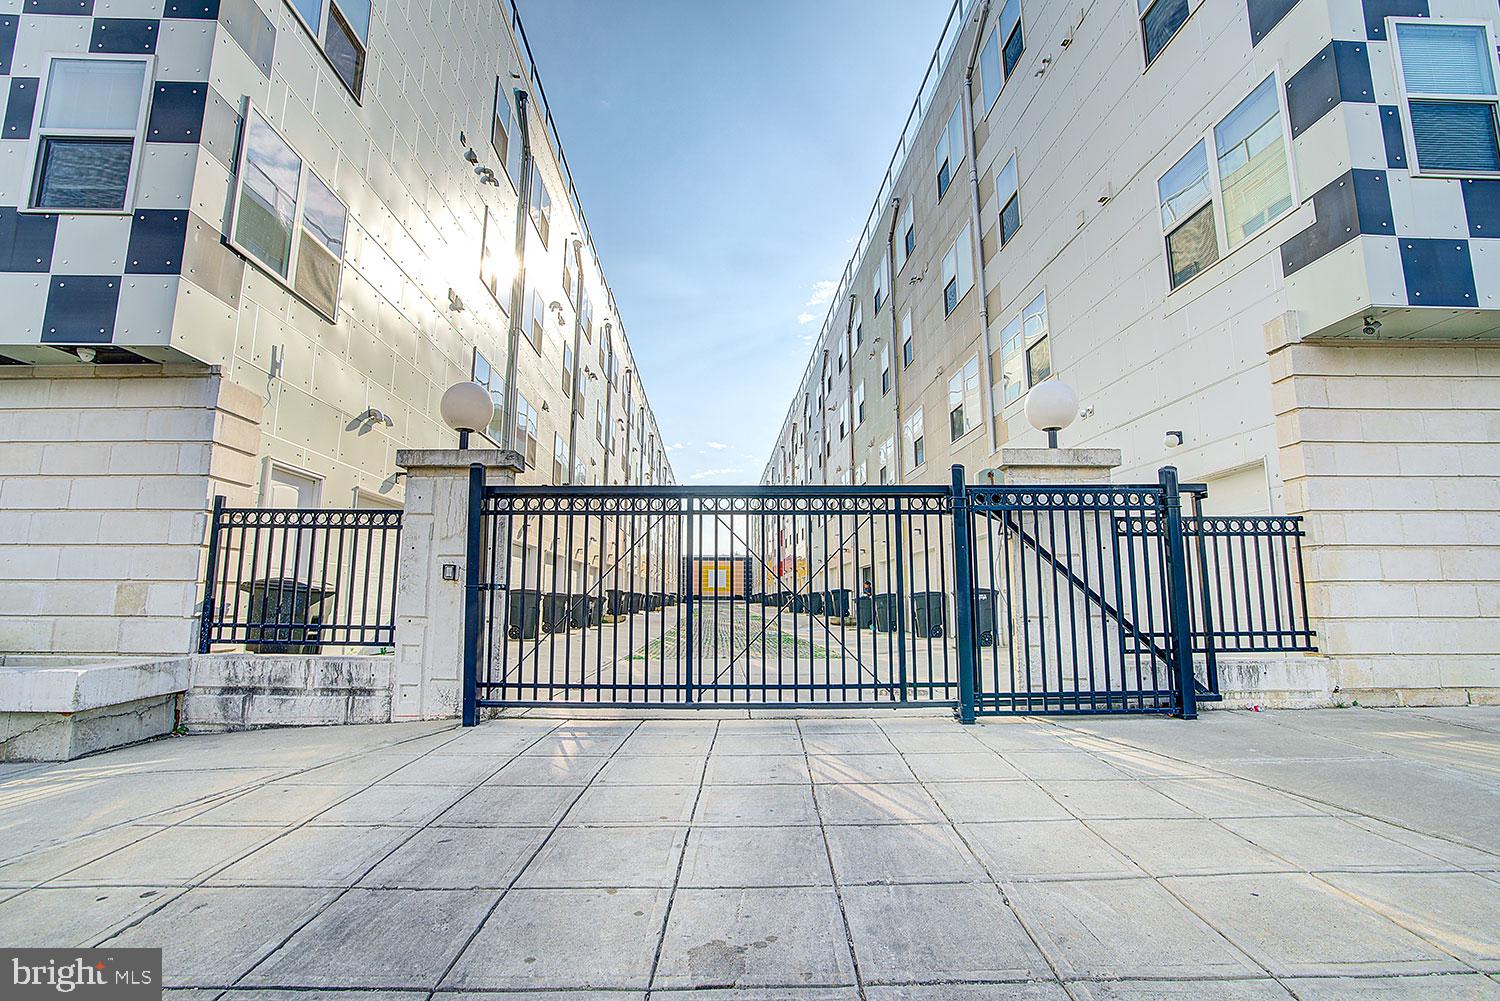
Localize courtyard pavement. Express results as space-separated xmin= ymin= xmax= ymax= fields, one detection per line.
xmin=1 ymin=707 xmax=1498 ymax=999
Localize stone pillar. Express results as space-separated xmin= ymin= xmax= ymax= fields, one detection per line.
xmin=393 ymin=448 xmax=524 ymax=721
xmin=991 ymin=447 xmax=1122 ymax=701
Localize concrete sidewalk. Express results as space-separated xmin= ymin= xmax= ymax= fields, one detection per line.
xmin=0 ymin=707 xmax=1497 ymax=998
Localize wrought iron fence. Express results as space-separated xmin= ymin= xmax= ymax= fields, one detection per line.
xmin=466 ymin=480 xmax=957 ymax=709
xmin=198 ymin=497 xmax=402 ymax=653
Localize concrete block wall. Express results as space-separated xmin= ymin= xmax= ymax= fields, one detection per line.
xmin=1268 ymin=337 xmax=1500 ymax=701
xmin=0 ymin=367 xmax=262 ymax=656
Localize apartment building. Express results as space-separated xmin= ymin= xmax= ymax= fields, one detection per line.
xmin=0 ymin=0 xmax=673 ymax=657
xmin=765 ymin=0 xmax=1500 ymax=701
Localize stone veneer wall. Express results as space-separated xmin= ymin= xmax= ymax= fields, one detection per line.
xmin=0 ymin=367 xmax=262 ymax=657
xmin=1267 ymin=334 xmax=1500 ymax=703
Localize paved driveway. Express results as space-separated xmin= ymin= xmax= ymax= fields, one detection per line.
xmin=1 ymin=708 xmax=1498 ymax=999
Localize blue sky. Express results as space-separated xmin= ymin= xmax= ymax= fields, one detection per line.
xmin=514 ymin=0 xmax=955 ymax=484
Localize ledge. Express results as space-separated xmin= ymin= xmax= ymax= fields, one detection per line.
xmin=0 ymin=656 xmax=191 ymax=714
xmin=396 ymin=448 xmax=525 ymax=473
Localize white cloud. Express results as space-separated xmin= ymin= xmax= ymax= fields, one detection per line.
xmin=666 ymin=442 xmax=685 ymax=451
xmin=797 ymin=279 xmax=838 ymax=325
xmin=706 ymin=441 xmax=728 ymax=450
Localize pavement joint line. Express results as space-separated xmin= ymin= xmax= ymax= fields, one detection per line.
xmin=641 ymin=718 xmax=718 ymax=993
xmin=877 ymin=714 xmax=1075 ymax=994
xmin=427 ymin=716 xmax=648 ymax=992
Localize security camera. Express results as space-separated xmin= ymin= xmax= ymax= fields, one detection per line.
xmin=1164 ymin=430 xmax=1184 ymax=449
xmin=464 ymin=148 xmax=479 ymax=164
xmin=1362 ymin=314 xmax=1382 ymax=337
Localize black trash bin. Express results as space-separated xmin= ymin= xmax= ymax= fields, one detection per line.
xmin=629 ymin=591 xmax=646 ymax=613
xmin=652 ymin=591 xmax=666 ymax=610
xmin=567 ymin=594 xmax=591 ymax=629
xmin=806 ymin=592 xmax=825 ymax=615
xmin=873 ymin=593 xmax=901 ymax=632
xmin=607 ymin=588 xmax=631 ymax=616
xmin=825 ymin=589 xmax=851 ymax=617
xmin=507 ymin=588 xmax=541 ymax=640
xmin=973 ymin=588 xmax=998 ymax=646
xmin=240 ymin=578 xmax=332 ymax=654
xmin=911 ymin=591 xmax=947 ymax=638
xmin=589 ymin=596 xmax=605 ymax=625
xmin=541 ymin=593 xmax=572 ymax=632
xmin=856 ymin=595 xmax=874 ymax=628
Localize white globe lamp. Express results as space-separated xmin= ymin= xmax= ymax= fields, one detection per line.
xmin=1024 ymin=380 xmax=1079 ymax=448
xmin=440 ymin=381 xmax=494 ymax=449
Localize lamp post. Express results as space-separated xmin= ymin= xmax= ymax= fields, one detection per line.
xmin=1023 ymin=380 xmax=1079 ymax=449
xmin=439 ymin=381 xmax=495 ymax=450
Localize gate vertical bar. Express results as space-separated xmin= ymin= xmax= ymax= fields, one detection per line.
xmin=1158 ymin=466 xmax=1198 ymax=720
xmin=684 ymin=494 xmax=695 ymax=703
xmin=949 ymin=466 xmax=977 ymax=724
xmin=198 ymin=494 xmax=225 ymax=654
xmin=462 ymin=462 xmax=485 ymax=727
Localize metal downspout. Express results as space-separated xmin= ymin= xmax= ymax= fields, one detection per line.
xmin=501 ymin=89 xmax=534 ymax=457
xmin=962 ymin=0 xmax=998 ymax=456
xmin=843 ymin=294 xmax=857 ymax=485
xmin=886 ymin=198 xmax=904 ymax=483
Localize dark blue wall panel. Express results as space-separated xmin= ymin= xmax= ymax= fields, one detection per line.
xmin=4 ymin=76 xmax=38 ymax=141
xmin=1400 ymin=239 xmax=1476 ymax=307
xmin=90 ymin=18 xmax=158 ymax=53
xmin=43 ymin=276 xmax=119 ymax=343
xmin=23 ymin=0 xmax=94 ymax=14
xmin=0 ymin=208 xmax=57 ymax=272
xmin=1280 ymin=170 xmax=1394 ymax=275
xmin=1362 ymin=0 xmax=1428 ymax=40
xmin=1460 ymin=180 xmax=1500 ymax=237
xmin=1378 ymin=105 xmax=1408 ymax=170
xmin=146 ymin=81 xmax=207 ymax=143
xmin=1286 ymin=42 xmax=1374 ymax=140
xmin=1248 ymin=0 xmax=1299 ymax=45
xmin=126 ymin=210 xmax=189 ymax=274
xmin=0 ymin=15 xmax=18 ymax=75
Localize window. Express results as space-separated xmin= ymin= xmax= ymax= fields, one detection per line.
xmin=230 ymin=106 xmax=349 ymax=320
xmin=491 ymin=79 xmax=512 ymax=174
xmin=838 ymin=400 xmax=849 ymax=439
xmin=581 ymin=294 xmax=594 ymax=341
xmin=514 ymin=392 xmax=539 ymax=467
xmin=900 ymin=309 xmax=914 ymax=367
xmin=561 ymin=343 xmax=573 ymax=393
xmin=895 ymin=201 xmax=915 ymax=272
xmin=529 ymin=163 xmax=552 ymax=247
xmin=903 ymin=410 xmax=925 ymax=469
xmin=997 ymin=291 xmax=1050 ymax=404
xmin=522 ymin=288 xmax=544 ymax=348
xmin=948 ymin=355 xmax=982 ymax=441
xmin=479 ymin=206 xmax=509 ymax=311
xmin=288 ymin=0 xmax=371 ymax=97
xmin=1158 ymin=74 xmax=1294 ymax=289
xmin=596 ymin=400 xmax=606 ymax=445
xmin=1140 ymin=0 xmax=1191 ymax=67
xmin=979 ymin=0 xmax=1024 ymax=105
xmin=855 ymin=462 xmax=867 ymax=486
xmin=29 ymin=57 xmax=151 ymax=212
xmin=473 ymin=350 xmax=505 ymax=443
xmin=1393 ymin=21 xmax=1500 ymax=174
xmin=879 ymin=436 xmax=894 ymax=484
xmin=1215 ymin=75 xmax=1293 ymax=247
xmin=941 ymin=225 xmax=975 ymax=316
xmin=853 ymin=305 xmax=864 ymax=347
xmin=996 ymin=154 xmax=1020 ymax=246
xmin=873 ymin=252 xmax=889 ymax=314
xmin=553 ymin=432 xmax=568 ymax=484
xmin=1158 ymin=141 xmax=1219 ymax=289
xmin=854 ymin=382 xmax=866 ymax=427
xmin=1026 ymin=336 xmax=1052 ymax=385
xmin=880 ymin=344 xmax=891 ymax=395
xmin=934 ymin=102 xmax=964 ymax=199
xmin=837 ymin=334 xmax=847 ymax=372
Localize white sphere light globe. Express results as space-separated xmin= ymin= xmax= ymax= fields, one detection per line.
xmin=440 ymin=381 xmax=494 ymax=434
xmin=1024 ymin=380 xmax=1080 ymax=434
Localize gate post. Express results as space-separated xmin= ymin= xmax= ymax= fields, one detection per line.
xmin=461 ymin=462 xmax=484 ymax=727
xmin=1158 ymin=465 xmax=1198 ymax=720
xmin=197 ymin=494 xmax=225 ymax=654
xmin=949 ymin=465 xmax=978 ymax=724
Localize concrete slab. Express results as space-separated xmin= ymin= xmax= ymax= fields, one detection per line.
xmin=562 ymin=783 xmax=698 ymax=825
xmin=175 ymin=783 xmax=353 ymax=825
xmin=1281 ymin=974 xmax=1500 ymax=998
xmin=1006 ymin=877 xmax=1263 ymax=980
xmin=711 ymin=732 xmax=806 ymax=755
xmin=695 ymin=784 xmax=819 ymax=826
xmin=1163 ymin=873 xmax=1464 ymax=977
xmin=1068 ymin=983 xmax=1294 ymax=1000
xmin=679 ymin=825 xmax=834 ymax=887
xmin=359 ymin=826 xmax=549 ymax=889
xmin=0 ymin=885 xmax=181 ymax=946
xmin=57 ymin=825 xmax=277 ymax=886
xmin=378 ymin=754 xmax=513 ymax=786
xmin=841 ymin=882 xmax=1051 ymax=983
xmin=654 ymin=886 xmax=856 ymax=989
xmin=1086 ymin=818 xmax=1295 ymax=876
xmin=812 ymin=782 xmax=945 ymax=824
xmin=433 ymin=784 xmax=581 ymax=826
xmin=1321 ymin=871 xmax=1500 ymax=968
xmin=516 ymin=824 xmax=687 ymax=888
xmin=244 ymin=888 xmax=500 ymax=988
xmin=808 ymin=752 xmax=916 ymax=784
xmin=1038 ymin=779 xmax=1198 ymax=819
xmin=1218 ymin=815 xmax=1466 ymax=871
xmin=208 ymin=825 xmax=412 ymax=887
xmin=444 ymin=887 xmax=670 ymax=990
xmin=311 ymin=783 xmax=468 ymax=826
xmin=902 ymin=750 xmax=1024 ymax=782
xmin=924 ymin=779 xmax=1071 ymax=822
xmin=704 ymin=753 xmax=811 ymax=784
xmin=484 ymin=752 xmax=609 ymax=785
xmin=594 ymin=753 xmax=708 ymax=785
xmin=960 ymin=820 xmax=1143 ymax=881
xmin=823 ymin=823 xmax=986 ymax=885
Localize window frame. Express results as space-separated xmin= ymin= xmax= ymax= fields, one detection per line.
xmin=995 ymin=152 xmax=1021 ymax=247
xmin=997 ymin=290 xmax=1051 ymax=407
xmin=283 ymin=0 xmax=372 ymax=100
xmin=226 ymin=100 xmax=349 ymax=321
xmin=1138 ymin=0 xmax=1199 ymax=70
xmin=24 ymin=53 xmax=155 ymax=216
xmin=948 ymin=354 xmax=982 ymax=442
xmin=479 ymin=204 xmax=510 ymax=313
xmin=900 ymin=308 xmax=914 ymax=367
xmin=1155 ymin=68 xmax=1298 ymax=293
xmin=941 ymin=224 xmax=975 ymax=317
xmin=903 ymin=408 xmax=926 ymax=471
xmin=934 ymin=101 xmax=964 ymax=200
xmin=979 ymin=0 xmax=1025 ymax=113
xmin=896 ymin=201 xmax=915 ymax=271
xmin=529 ymin=162 xmax=552 ymax=248
xmin=1390 ymin=18 xmax=1500 ymax=178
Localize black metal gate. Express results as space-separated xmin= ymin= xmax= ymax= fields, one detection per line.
xmin=457 ymin=465 xmax=1315 ymax=722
